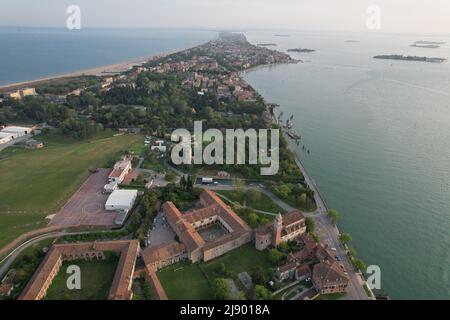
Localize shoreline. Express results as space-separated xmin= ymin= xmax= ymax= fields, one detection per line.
xmin=242 ymin=46 xmax=371 ymax=299
xmin=0 ymin=52 xmax=175 ymax=92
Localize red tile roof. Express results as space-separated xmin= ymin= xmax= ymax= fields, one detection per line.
xmin=19 ymin=240 xmax=139 ymax=300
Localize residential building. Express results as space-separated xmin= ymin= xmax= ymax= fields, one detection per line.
xmin=312 ymin=261 xmax=349 ymax=294
xmin=5 ymin=88 xmax=37 ymax=100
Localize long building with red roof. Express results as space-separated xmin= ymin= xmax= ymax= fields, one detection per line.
xmin=19 ymin=240 xmax=140 ymax=300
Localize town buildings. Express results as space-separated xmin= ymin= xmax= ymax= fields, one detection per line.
xmin=312 ymin=261 xmax=349 ymax=294
xmin=274 ymin=234 xmax=350 ymax=294
xmin=5 ymin=88 xmax=37 ymax=100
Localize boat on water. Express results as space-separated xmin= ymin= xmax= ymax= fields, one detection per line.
xmin=287 ymin=130 xmax=301 ymax=140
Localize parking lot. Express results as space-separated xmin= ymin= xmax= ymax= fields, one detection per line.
xmin=146 ymin=212 xmax=176 ymax=247
xmin=49 ymin=169 xmax=118 ymax=227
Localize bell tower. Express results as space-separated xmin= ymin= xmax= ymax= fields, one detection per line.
xmin=273 ymin=213 xmax=283 ymax=247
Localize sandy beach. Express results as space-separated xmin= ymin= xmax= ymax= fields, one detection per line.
xmin=0 ymin=54 xmax=163 ymax=92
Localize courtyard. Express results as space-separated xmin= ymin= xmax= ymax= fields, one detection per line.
xmin=44 ymin=253 xmax=119 ymax=300
xmin=146 ymin=212 xmax=176 ymax=248
xmin=198 ymin=223 xmax=229 ymax=242
xmin=157 ymin=244 xmax=274 ymax=300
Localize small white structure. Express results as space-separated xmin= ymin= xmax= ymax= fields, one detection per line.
xmin=150 ymin=140 xmax=167 ymax=152
xmin=105 ymin=189 xmax=138 ymax=214
xmin=201 ymin=177 xmax=214 ymax=184
xmin=104 ymin=182 xmax=119 ymax=194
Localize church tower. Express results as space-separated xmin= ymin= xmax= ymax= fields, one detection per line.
xmin=273 ymin=213 xmax=283 ymax=247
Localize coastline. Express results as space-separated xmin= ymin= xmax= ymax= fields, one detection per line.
xmin=243 ymin=52 xmax=371 ymax=299
xmin=0 ymin=52 xmax=174 ymax=92
xmin=0 ymin=34 xmax=371 ymax=299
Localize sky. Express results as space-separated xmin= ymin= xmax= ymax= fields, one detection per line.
xmin=1 ymin=0 xmax=450 ymax=34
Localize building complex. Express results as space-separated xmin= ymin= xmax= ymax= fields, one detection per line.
xmin=19 ymin=240 xmax=140 ymax=300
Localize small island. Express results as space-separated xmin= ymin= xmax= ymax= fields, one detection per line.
xmin=374 ymin=54 xmax=447 ymax=63
xmin=415 ymin=41 xmax=445 ymax=45
xmin=287 ymin=48 xmax=316 ymax=53
xmin=410 ymin=41 xmax=446 ymax=49
xmin=411 ymin=44 xmax=440 ymax=49
xmin=274 ymin=34 xmax=291 ymax=37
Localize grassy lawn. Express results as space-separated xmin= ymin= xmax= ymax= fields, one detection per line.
xmin=157 ymin=244 xmax=274 ymax=300
xmin=215 ymin=190 xmax=285 ymax=214
xmin=157 ymin=262 xmax=213 ymax=300
xmin=141 ymin=153 xmax=166 ymax=172
xmin=314 ymin=292 xmax=346 ymax=300
xmin=45 ymin=253 xmax=119 ymax=300
xmin=201 ymin=244 xmax=274 ymax=280
xmin=0 ymin=130 xmax=144 ymax=248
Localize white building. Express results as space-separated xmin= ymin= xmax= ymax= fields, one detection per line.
xmin=1 ymin=126 xmax=33 ymax=138
xmin=0 ymin=126 xmax=33 ymax=144
xmin=150 ymin=140 xmax=167 ymax=152
xmin=0 ymin=132 xmax=13 ymax=144
xmin=105 ymin=189 xmax=138 ymax=214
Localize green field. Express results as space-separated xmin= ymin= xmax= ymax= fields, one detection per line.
xmin=157 ymin=262 xmax=213 ymax=300
xmin=45 ymin=253 xmax=119 ymax=300
xmin=201 ymin=244 xmax=274 ymax=279
xmin=157 ymin=244 xmax=274 ymax=300
xmin=215 ymin=190 xmax=285 ymax=214
xmin=314 ymin=292 xmax=346 ymax=300
xmin=0 ymin=130 xmax=144 ymax=248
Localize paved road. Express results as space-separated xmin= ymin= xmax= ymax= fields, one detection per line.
xmin=0 ymin=231 xmax=68 ymax=278
xmin=283 ymin=131 xmax=371 ymax=300
xmin=0 ymin=228 xmax=121 ymax=279
xmin=204 ymin=184 xmax=297 ymax=213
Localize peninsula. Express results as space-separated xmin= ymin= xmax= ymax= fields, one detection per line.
xmin=0 ymin=32 xmax=370 ymax=302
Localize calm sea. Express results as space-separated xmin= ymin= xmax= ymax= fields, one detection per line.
xmin=0 ymin=27 xmax=216 ymax=86
xmin=244 ymin=30 xmax=450 ymax=299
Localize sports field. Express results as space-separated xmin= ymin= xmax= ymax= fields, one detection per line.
xmin=0 ymin=130 xmax=144 ymax=248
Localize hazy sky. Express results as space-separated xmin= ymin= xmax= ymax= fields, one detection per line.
xmin=1 ymin=0 xmax=450 ymax=34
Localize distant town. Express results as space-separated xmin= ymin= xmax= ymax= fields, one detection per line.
xmin=0 ymin=33 xmax=372 ymax=301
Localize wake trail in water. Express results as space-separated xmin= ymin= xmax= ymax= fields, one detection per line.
xmin=384 ymin=78 xmax=450 ymax=97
